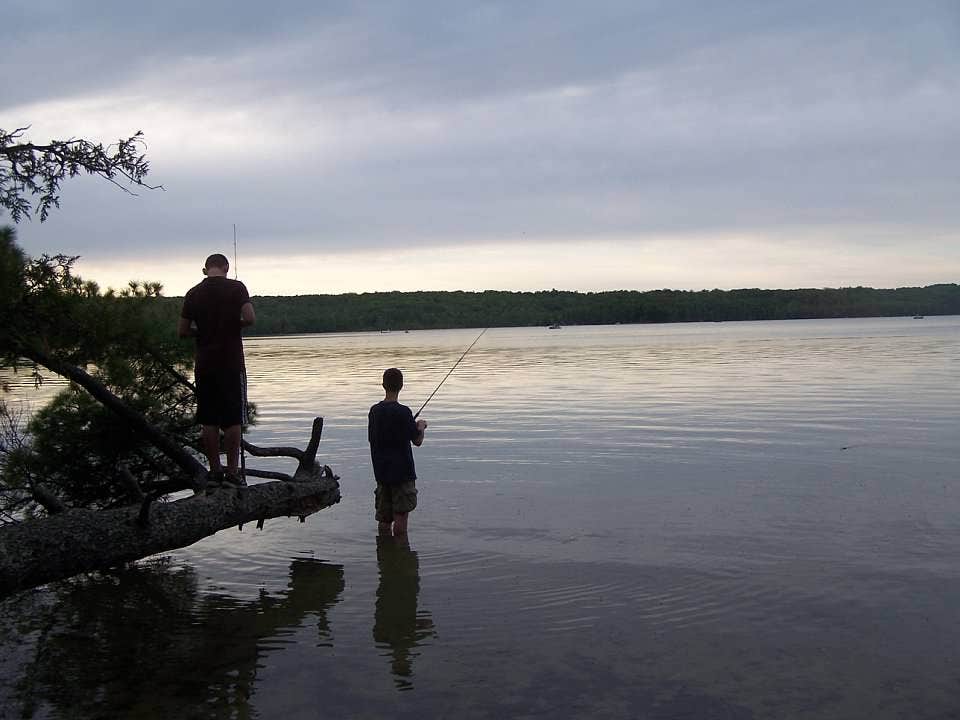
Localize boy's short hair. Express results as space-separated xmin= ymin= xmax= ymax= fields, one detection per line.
xmin=382 ymin=368 xmax=403 ymax=392
xmin=205 ymin=253 xmax=230 ymax=270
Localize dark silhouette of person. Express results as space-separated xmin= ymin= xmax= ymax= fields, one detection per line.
xmin=178 ymin=253 xmax=255 ymax=483
xmin=368 ymin=367 xmax=427 ymax=535
xmin=372 ymin=534 xmax=435 ymax=690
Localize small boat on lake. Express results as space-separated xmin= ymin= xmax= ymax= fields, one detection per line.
xmin=548 ymin=323 xmax=562 ymax=329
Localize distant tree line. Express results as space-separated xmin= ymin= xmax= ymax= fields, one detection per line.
xmin=154 ymin=284 xmax=960 ymax=335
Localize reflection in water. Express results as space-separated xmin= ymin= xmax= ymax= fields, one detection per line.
xmin=4 ymin=320 xmax=960 ymax=717
xmin=7 ymin=558 xmax=344 ymax=719
xmin=373 ymin=535 xmax=435 ymax=691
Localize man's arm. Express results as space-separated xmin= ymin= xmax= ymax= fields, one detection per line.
xmin=177 ymin=317 xmax=195 ymax=338
xmin=240 ymin=302 xmax=256 ymax=327
xmin=179 ymin=293 xmax=196 ymax=338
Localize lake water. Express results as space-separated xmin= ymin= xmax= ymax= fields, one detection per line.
xmin=2 ymin=317 xmax=959 ymax=719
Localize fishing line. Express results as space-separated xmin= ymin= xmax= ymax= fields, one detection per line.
xmin=414 ymin=327 xmax=488 ymax=419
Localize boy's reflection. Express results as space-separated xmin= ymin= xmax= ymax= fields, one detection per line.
xmin=373 ymin=535 xmax=436 ymax=690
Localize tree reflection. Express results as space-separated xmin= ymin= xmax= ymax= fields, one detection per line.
xmin=373 ymin=535 xmax=436 ymax=691
xmin=7 ymin=557 xmax=344 ymax=719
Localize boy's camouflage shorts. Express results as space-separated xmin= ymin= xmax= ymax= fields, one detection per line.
xmin=375 ymin=480 xmax=418 ymax=522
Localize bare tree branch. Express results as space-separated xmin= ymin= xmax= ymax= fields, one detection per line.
xmin=299 ymin=417 xmax=324 ymax=471
xmin=241 ymin=440 xmax=304 ymax=462
xmin=244 ymin=469 xmax=294 ymax=481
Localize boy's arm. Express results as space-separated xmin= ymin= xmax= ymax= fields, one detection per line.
xmin=413 ymin=419 xmax=427 ymax=447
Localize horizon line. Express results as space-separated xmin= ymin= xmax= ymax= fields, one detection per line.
xmin=157 ymin=282 xmax=959 ymax=299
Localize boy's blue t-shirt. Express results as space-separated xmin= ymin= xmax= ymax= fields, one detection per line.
xmin=368 ymin=400 xmax=420 ymax=486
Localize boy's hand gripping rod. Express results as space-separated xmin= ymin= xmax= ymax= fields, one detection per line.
xmin=414 ymin=328 xmax=488 ymax=419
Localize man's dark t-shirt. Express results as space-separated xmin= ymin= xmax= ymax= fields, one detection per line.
xmin=368 ymin=400 xmax=420 ymax=486
xmin=180 ymin=277 xmax=250 ymax=373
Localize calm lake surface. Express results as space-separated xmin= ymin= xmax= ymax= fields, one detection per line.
xmin=2 ymin=317 xmax=959 ymax=719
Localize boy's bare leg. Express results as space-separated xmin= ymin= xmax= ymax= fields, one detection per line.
xmin=392 ymin=512 xmax=409 ymax=535
xmin=222 ymin=424 xmax=241 ymax=475
xmin=201 ymin=425 xmax=222 ymax=471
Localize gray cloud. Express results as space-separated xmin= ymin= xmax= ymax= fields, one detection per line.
xmin=2 ymin=1 xmax=958 ymax=284
xmin=7 ymin=1 xmax=955 ymax=107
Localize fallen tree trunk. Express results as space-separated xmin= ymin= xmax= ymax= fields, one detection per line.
xmin=0 ymin=467 xmax=340 ymax=601
xmin=2 ymin=338 xmax=345 ymax=600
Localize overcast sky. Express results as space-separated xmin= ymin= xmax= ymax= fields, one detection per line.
xmin=2 ymin=1 xmax=957 ymax=295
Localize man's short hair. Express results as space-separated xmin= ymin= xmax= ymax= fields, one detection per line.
xmin=382 ymin=368 xmax=403 ymax=392
xmin=205 ymin=253 xmax=230 ymax=271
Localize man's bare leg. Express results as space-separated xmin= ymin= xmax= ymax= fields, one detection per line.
xmin=392 ymin=512 xmax=409 ymax=535
xmin=222 ymin=424 xmax=241 ymax=475
xmin=201 ymin=425 xmax=222 ymax=472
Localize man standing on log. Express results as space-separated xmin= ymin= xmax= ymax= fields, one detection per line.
xmin=178 ymin=253 xmax=255 ymax=483
xmin=368 ymin=368 xmax=427 ymax=535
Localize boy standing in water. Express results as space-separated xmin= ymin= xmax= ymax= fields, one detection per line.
xmin=368 ymin=368 xmax=427 ymax=535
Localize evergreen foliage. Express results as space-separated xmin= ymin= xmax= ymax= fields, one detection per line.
xmin=0 ymin=229 xmax=198 ymax=520
xmin=0 ymin=126 xmax=156 ymax=222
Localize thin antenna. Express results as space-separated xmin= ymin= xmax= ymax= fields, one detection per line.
xmin=234 ymin=221 xmax=245 ymax=484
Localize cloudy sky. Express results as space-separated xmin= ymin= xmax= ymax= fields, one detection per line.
xmin=2 ymin=1 xmax=957 ymax=295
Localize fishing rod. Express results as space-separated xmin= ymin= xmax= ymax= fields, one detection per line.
xmin=414 ymin=327 xmax=488 ymax=419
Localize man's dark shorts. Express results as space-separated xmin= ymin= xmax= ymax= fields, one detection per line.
xmin=375 ymin=481 xmax=417 ymax=522
xmin=195 ymin=367 xmax=247 ymax=427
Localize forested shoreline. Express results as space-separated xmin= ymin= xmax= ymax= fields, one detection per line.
xmin=161 ymin=284 xmax=959 ymax=335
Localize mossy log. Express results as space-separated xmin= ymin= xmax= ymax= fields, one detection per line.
xmin=0 ymin=414 xmax=340 ymax=601
xmin=0 ymin=466 xmax=340 ymax=601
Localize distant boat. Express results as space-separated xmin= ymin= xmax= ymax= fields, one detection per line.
xmin=548 ymin=323 xmax=562 ymax=329
xmin=913 ymin=315 xmax=925 ymax=319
